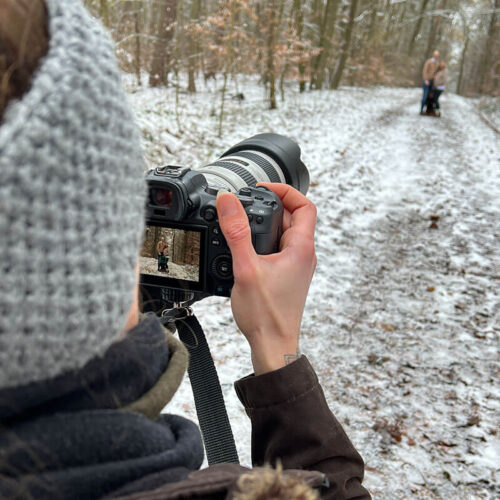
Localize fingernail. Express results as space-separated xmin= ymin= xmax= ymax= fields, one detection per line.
xmin=216 ymin=192 xmax=239 ymax=217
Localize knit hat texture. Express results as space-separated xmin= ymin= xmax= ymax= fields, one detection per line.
xmin=0 ymin=0 xmax=146 ymax=388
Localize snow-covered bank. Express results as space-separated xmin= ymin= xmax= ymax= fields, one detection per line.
xmin=127 ymin=78 xmax=500 ymax=499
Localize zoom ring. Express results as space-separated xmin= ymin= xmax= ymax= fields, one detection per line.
xmin=233 ymin=151 xmax=282 ymax=183
xmin=208 ymin=161 xmax=258 ymax=187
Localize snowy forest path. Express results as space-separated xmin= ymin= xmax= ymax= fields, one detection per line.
xmin=304 ymin=89 xmax=499 ymax=498
xmin=146 ymin=85 xmax=500 ymax=499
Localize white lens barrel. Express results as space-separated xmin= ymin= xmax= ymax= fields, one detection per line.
xmin=194 ymin=150 xmax=286 ymax=193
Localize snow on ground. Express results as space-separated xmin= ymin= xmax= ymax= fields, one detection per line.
xmin=126 ymin=76 xmax=500 ymax=499
xmin=477 ymin=96 xmax=500 ymax=131
xmin=139 ymin=256 xmax=199 ymax=281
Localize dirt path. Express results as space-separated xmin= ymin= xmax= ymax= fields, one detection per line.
xmin=305 ymin=91 xmax=499 ymax=498
xmin=148 ymin=85 xmax=500 ymax=498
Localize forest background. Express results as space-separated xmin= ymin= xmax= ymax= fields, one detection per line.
xmin=83 ymin=0 xmax=500 ymax=114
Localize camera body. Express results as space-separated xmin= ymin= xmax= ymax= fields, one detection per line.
xmin=141 ymin=166 xmax=283 ymax=299
xmin=139 ymin=133 xmax=309 ymax=311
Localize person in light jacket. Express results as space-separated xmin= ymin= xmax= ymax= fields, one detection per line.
xmin=0 ymin=1 xmax=371 ymax=499
xmin=433 ymin=61 xmax=447 ymax=112
xmin=157 ymin=236 xmax=169 ymax=272
xmin=421 ymin=50 xmax=440 ymax=113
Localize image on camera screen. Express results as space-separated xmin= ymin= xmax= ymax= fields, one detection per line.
xmin=140 ymin=225 xmax=201 ymax=282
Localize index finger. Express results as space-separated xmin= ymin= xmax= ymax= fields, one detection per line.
xmin=258 ymin=183 xmax=316 ymax=239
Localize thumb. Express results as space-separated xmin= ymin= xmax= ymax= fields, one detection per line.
xmin=216 ymin=191 xmax=256 ymax=275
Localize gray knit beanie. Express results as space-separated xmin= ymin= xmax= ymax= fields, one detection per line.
xmin=0 ymin=0 xmax=146 ymax=388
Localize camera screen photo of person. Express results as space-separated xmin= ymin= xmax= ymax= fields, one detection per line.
xmin=139 ymin=225 xmax=201 ymax=282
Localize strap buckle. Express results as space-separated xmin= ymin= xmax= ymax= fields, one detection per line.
xmin=160 ymin=305 xmax=193 ymax=330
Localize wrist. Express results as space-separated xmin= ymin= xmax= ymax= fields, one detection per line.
xmin=250 ymin=341 xmax=300 ymax=376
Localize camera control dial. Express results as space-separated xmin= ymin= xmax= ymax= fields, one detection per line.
xmin=212 ymin=255 xmax=233 ymax=280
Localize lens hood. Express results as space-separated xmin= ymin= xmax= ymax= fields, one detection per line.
xmin=221 ymin=133 xmax=310 ymax=195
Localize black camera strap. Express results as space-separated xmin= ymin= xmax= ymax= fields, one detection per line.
xmin=167 ymin=309 xmax=239 ymax=465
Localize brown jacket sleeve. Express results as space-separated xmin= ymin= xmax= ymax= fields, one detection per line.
xmin=234 ymin=356 xmax=371 ymax=499
xmin=422 ymin=59 xmax=438 ymax=81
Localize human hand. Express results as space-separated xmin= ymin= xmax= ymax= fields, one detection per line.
xmin=216 ymin=184 xmax=317 ymax=375
xmin=425 ymin=80 xmax=429 ymax=86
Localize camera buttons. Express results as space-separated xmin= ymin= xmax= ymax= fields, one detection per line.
xmin=256 ymin=216 xmax=264 ymax=224
xmin=203 ymin=208 xmax=216 ymax=222
xmin=212 ymin=255 xmax=233 ymax=279
xmin=239 ymin=196 xmax=253 ymax=207
xmin=248 ymin=214 xmax=254 ymax=222
xmin=212 ymin=226 xmax=220 ymax=235
xmin=211 ymin=237 xmax=221 ymax=246
xmin=218 ymin=261 xmax=231 ymax=275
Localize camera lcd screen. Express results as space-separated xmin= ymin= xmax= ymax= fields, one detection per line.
xmin=140 ymin=225 xmax=201 ymax=283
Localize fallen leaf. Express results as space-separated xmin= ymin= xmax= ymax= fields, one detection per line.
xmin=466 ymin=414 xmax=480 ymax=427
xmin=436 ymin=440 xmax=458 ymax=447
xmin=380 ymin=323 xmax=396 ymax=332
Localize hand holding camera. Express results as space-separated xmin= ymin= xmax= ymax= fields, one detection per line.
xmin=216 ymin=184 xmax=317 ymax=375
xmin=140 ymin=133 xmax=311 ymax=306
xmin=139 ymin=133 xmax=316 ymax=374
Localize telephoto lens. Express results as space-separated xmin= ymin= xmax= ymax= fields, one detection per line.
xmin=194 ymin=133 xmax=310 ymax=195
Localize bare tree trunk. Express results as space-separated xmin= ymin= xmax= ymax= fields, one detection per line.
xmin=457 ymin=35 xmax=469 ymax=95
xmin=187 ymin=0 xmax=202 ymax=92
xmin=141 ymin=226 xmax=161 ymax=257
xmin=134 ymin=1 xmax=142 ymax=86
xmin=218 ymin=1 xmax=236 ymax=136
xmin=266 ymin=0 xmax=283 ymax=109
xmin=218 ymin=72 xmax=228 ymax=137
xmin=366 ymin=1 xmax=378 ymax=45
xmin=293 ymin=0 xmax=306 ymax=92
xmin=149 ymin=0 xmax=177 ymax=87
xmin=424 ymin=0 xmax=446 ymax=60
xmin=457 ymin=8 xmax=470 ymax=96
xmin=308 ymin=0 xmax=324 ymax=89
xmin=479 ymin=0 xmax=500 ymax=93
xmin=172 ymin=231 xmax=187 ymax=264
xmin=330 ymin=0 xmax=359 ymax=90
xmin=279 ymin=1 xmax=294 ymax=102
xmin=408 ymin=0 xmax=430 ymax=56
xmin=396 ymin=1 xmax=408 ymax=51
xmin=311 ymin=0 xmax=341 ymax=89
xmin=382 ymin=0 xmax=393 ymax=46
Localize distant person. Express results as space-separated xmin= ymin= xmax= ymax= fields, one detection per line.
xmin=433 ymin=61 xmax=447 ymax=113
xmin=421 ymin=50 xmax=440 ymax=114
xmin=157 ymin=236 xmax=169 ymax=272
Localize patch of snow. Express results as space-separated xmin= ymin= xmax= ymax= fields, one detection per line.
xmin=127 ymin=75 xmax=500 ymax=499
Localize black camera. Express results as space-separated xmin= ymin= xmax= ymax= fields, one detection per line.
xmin=139 ymin=133 xmax=309 ymax=310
